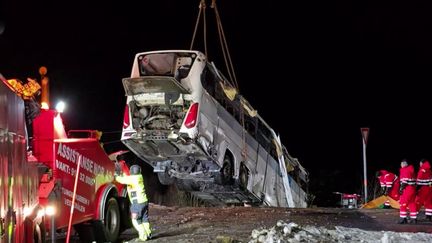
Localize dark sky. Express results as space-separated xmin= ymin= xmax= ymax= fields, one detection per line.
xmin=2 ymin=0 xmax=432 ymax=204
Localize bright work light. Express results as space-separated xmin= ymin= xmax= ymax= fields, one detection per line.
xmin=56 ymin=101 xmax=66 ymax=113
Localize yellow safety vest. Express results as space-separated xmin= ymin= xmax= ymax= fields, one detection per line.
xmin=115 ymin=174 xmax=148 ymax=204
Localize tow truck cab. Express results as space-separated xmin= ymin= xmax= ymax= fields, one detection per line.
xmin=1 ymin=74 xmax=131 ymax=243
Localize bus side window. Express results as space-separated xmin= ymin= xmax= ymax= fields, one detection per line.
xmin=292 ymin=167 xmax=302 ymax=185
xmin=245 ymin=117 xmax=257 ymax=138
xmin=201 ymin=67 xmax=216 ymax=97
xmin=214 ymin=80 xmax=226 ymax=107
xmin=225 ymin=103 xmax=236 ymax=118
xmin=256 ymin=120 xmax=272 ymax=150
xmin=256 ymin=132 xmax=270 ymax=151
xmin=269 ymin=142 xmax=278 ymax=161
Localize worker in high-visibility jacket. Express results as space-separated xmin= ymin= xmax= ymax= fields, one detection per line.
xmin=398 ymin=160 xmax=417 ymax=224
xmin=115 ymin=164 xmax=152 ymax=241
xmin=377 ymin=170 xmax=400 ymax=208
xmin=414 ymin=159 xmax=432 ymax=221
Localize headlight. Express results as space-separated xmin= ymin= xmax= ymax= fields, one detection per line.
xmin=23 ymin=207 xmax=32 ymax=218
xmin=55 ymin=101 xmax=66 ymax=113
xmin=46 ymin=205 xmax=56 ymax=216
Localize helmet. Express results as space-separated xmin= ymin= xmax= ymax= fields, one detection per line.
xmin=130 ymin=165 xmax=141 ymax=175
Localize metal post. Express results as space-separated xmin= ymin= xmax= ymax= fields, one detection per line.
xmin=66 ymin=155 xmax=82 ymax=243
xmin=51 ymin=215 xmax=55 ymax=243
xmin=362 ymin=140 xmax=367 ymax=203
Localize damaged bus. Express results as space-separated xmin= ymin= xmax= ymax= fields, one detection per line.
xmin=121 ymin=50 xmax=308 ymax=207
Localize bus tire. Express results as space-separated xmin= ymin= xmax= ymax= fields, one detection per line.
xmin=103 ymin=197 xmax=121 ymax=242
xmin=239 ymin=163 xmax=249 ymax=190
xmin=216 ymin=155 xmax=234 ymax=185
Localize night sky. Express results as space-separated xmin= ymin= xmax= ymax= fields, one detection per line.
xmin=2 ymin=1 xmax=432 ymax=205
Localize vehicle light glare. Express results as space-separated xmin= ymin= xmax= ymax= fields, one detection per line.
xmin=37 ymin=208 xmax=45 ymax=218
xmin=46 ymin=205 xmax=55 ymax=216
xmin=23 ymin=207 xmax=32 ymax=218
xmin=56 ymin=101 xmax=65 ymax=113
xmin=41 ymin=102 xmax=49 ymax=110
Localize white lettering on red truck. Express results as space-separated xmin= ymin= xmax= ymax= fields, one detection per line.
xmin=57 ymin=143 xmax=99 ymax=175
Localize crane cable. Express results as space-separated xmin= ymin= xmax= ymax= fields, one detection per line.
xmin=209 ymin=0 xmax=245 ymax=163
xmin=190 ymin=0 xmax=246 ymax=164
xmin=190 ymin=0 xmax=208 ymax=57
xmin=211 ymin=0 xmax=238 ymax=90
xmin=190 ymin=0 xmax=238 ymax=90
xmin=212 ymin=0 xmax=245 ymax=162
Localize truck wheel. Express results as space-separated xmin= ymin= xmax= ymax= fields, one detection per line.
xmin=104 ymin=197 xmax=120 ymax=242
xmin=117 ymin=197 xmax=132 ymax=232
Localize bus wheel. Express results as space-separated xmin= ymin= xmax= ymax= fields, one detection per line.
xmin=104 ymin=198 xmax=120 ymax=242
xmin=239 ymin=163 xmax=249 ymax=190
xmin=216 ymin=156 xmax=234 ymax=185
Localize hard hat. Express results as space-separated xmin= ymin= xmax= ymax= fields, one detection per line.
xmin=130 ymin=164 xmax=141 ymax=175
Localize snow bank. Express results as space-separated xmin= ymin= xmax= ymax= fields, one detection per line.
xmin=249 ymin=220 xmax=431 ymax=243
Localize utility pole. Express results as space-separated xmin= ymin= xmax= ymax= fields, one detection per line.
xmin=361 ymin=128 xmax=369 ymax=203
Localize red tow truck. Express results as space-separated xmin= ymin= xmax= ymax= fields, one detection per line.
xmin=0 ymin=72 xmax=131 ymax=242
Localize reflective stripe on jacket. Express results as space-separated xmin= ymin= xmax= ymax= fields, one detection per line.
xmin=417 ymin=161 xmax=432 ymax=186
xmin=400 ymin=165 xmax=416 ymax=186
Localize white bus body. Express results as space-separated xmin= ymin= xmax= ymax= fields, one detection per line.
xmin=121 ymin=50 xmax=308 ymax=207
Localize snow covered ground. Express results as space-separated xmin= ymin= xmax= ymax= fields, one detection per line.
xmin=249 ymin=220 xmax=432 ymax=243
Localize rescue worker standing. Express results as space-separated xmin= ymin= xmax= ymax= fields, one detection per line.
xmin=115 ymin=164 xmax=152 ymax=241
xmin=398 ymin=159 xmax=417 ymax=224
xmin=414 ymin=159 xmax=432 ymax=221
xmin=377 ymin=170 xmax=400 ymax=208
